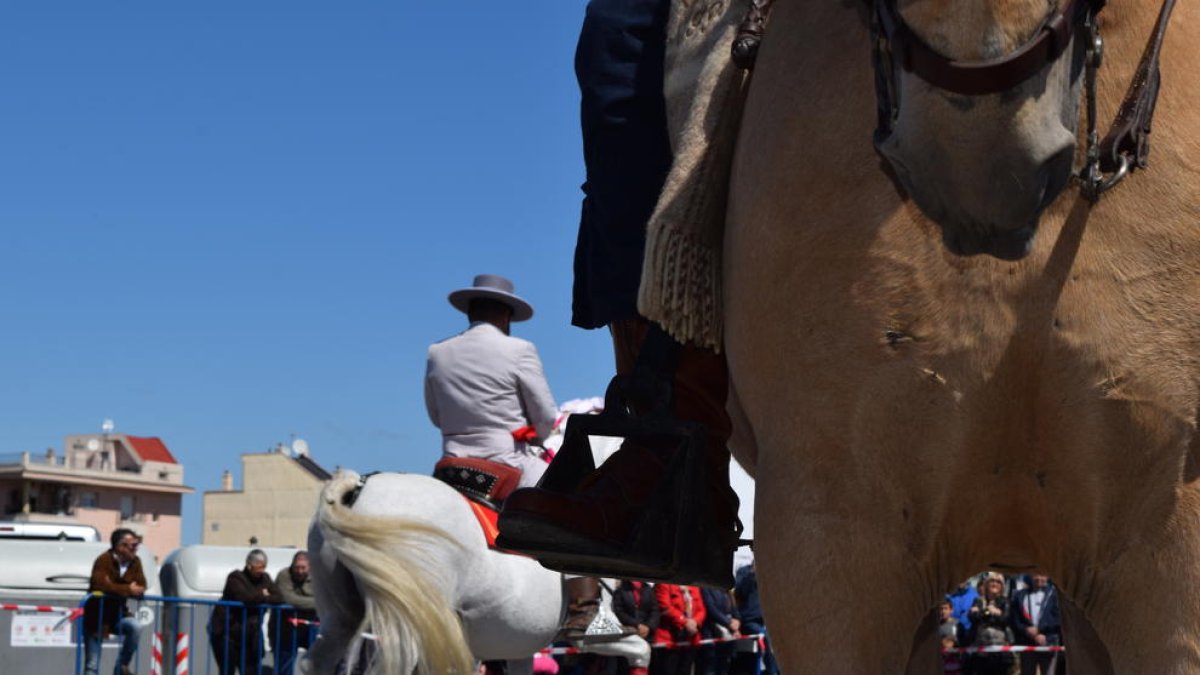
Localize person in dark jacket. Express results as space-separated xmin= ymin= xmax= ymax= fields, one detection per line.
xmin=208 ymin=549 xmax=283 ymax=675
xmin=698 ymin=587 xmax=740 ymax=675
xmin=83 ymin=528 xmax=146 ymax=675
xmin=271 ymin=551 xmax=317 ymax=675
xmin=966 ymin=573 xmax=1014 ymax=675
xmin=612 ymin=579 xmax=661 ymax=674
xmin=732 ymin=562 xmax=777 ymax=675
xmin=1009 ymin=575 xmax=1063 ymax=675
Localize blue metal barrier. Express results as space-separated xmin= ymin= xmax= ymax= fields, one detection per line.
xmin=74 ymin=593 xmax=316 ymax=675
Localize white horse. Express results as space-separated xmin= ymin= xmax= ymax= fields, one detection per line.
xmin=302 ymin=443 xmax=651 ymax=674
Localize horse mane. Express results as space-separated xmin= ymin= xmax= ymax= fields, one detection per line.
xmin=316 ymin=471 xmax=475 ymax=675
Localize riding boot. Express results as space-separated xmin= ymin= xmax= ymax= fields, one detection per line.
xmin=499 ymin=318 xmax=741 ymax=588
xmin=556 ymin=576 xmax=634 ymax=643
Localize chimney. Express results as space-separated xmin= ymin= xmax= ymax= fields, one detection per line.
xmin=221 ymin=470 xmax=233 ymax=491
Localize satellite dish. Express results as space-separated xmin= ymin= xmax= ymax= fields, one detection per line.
xmin=101 ymin=419 xmax=115 ymax=434
xmin=292 ymin=439 xmax=309 ymax=457
xmin=86 ymin=439 xmax=100 ymax=451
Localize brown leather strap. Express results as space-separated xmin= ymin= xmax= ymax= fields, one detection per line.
xmin=1097 ymin=0 xmax=1177 ymax=173
xmin=877 ymin=0 xmax=1099 ymax=96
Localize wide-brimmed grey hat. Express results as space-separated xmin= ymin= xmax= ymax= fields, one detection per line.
xmin=448 ymin=274 xmax=534 ymax=322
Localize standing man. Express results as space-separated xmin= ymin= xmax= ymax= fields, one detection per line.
xmin=612 ymin=579 xmax=661 ymax=675
xmin=209 ymin=549 xmax=283 ymax=675
xmin=271 ymin=551 xmax=316 ymax=675
xmin=425 ymin=273 xmax=559 ymax=489
xmin=83 ymin=528 xmax=146 ymax=675
xmin=1010 ymin=575 xmax=1063 ymax=675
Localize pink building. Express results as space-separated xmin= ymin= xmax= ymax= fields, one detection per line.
xmin=0 ymin=433 xmax=193 ymax=560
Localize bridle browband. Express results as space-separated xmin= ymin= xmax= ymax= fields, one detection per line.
xmin=869 ymin=0 xmax=1178 ymax=201
xmin=875 ymin=0 xmax=1099 ymax=97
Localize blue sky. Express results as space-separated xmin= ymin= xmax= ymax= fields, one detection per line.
xmin=0 ymin=2 xmax=625 ymax=544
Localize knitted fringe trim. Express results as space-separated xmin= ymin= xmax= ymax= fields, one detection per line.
xmin=638 ymin=224 xmax=722 ymax=352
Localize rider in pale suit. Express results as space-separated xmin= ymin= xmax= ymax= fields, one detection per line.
xmin=425 ymin=274 xmax=558 ymax=489
xmin=426 ymin=274 xmax=624 ymax=643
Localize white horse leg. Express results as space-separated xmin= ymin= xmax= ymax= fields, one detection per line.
xmin=304 ymin=522 xmax=365 ymax=675
xmin=584 ymin=634 xmax=651 ymax=668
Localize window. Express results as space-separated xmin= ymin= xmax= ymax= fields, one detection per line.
xmin=119 ymin=496 xmax=135 ymax=520
xmin=79 ymin=492 xmax=98 ymax=508
xmin=210 ymin=522 xmax=220 ymax=532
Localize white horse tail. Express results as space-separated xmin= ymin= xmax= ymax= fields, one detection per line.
xmin=316 ymin=470 xmax=475 ymax=675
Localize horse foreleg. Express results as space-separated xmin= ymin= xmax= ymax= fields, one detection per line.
xmin=1077 ymin=492 xmax=1200 ymax=674
xmin=755 ymin=500 xmax=933 ymax=673
xmin=1057 ymin=593 xmax=1115 ymax=675
xmin=903 ymin=608 xmax=942 ymax=675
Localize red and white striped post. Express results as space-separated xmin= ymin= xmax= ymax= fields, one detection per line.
xmin=152 ymin=633 xmax=164 ymax=675
xmin=152 ymin=632 xmax=190 ymax=675
xmin=174 ymin=633 xmax=190 ymax=675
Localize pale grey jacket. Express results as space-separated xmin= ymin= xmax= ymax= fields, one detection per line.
xmin=425 ymin=322 xmax=558 ymax=478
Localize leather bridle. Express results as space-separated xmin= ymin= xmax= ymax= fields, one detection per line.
xmin=868 ymin=0 xmax=1178 ymax=201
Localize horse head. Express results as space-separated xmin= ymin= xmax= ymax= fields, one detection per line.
xmin=872 ymin=0 xmax=1095 ymax=259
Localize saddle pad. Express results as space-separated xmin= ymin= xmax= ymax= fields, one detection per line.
xmin=433 ymin=456 xmax=521 ymax=503
xmin=465 ymin=498 xmax=501 ymax=547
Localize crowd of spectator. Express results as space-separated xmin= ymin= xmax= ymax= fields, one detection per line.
xmin=553 ymin=560 xmax=778 ymax=675
xmin=83 ymin=523 xmax=1060 ymax=675
xmin=938 ymin=572 xmax=1063 ymax=675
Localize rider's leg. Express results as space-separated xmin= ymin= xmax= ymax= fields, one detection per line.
xmin=498 ymin=0 xmax=738 ymax=586
xmin=500 ymin=318 xmax=740 ymax=587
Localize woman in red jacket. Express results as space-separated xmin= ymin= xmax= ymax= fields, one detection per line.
xmin=652 ymin=583 xmax=706 ymax=675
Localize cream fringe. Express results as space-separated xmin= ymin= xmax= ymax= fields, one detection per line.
xmin=638 ymin=0 xmax=751 ymax=352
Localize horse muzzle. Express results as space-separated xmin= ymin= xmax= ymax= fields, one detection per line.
xmin=877 ymin=124 xmax=1076 ymax=261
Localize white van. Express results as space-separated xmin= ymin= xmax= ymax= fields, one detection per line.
xmin=0 ymin=520 xmax=101 ymax=542
xmin=0 ymin=540 xmax=160 ymax=674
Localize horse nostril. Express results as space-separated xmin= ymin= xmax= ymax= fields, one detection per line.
xmin=943 ymin=228 xmax=982 ymax=257
xmin=1037 ymin=145 xmax=1076 ymax=210
xmin=985 ymin=225 xmax=1036 ymax=261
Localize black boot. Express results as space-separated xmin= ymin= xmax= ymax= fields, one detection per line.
xmin=499 ymin=320 xmax=743 ymax=588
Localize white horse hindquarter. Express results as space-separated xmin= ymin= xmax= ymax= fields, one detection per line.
xmin=308 ymin=470 xmax=654 ymax=673
xmin=458 ymin=545 xmax=565 ymax=659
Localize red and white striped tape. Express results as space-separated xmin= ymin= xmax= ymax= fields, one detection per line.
xmin=2 ymin=603 xmax=83 ymax=630
xmin=948 ymin=645 xmax=1065 ymax=654
xmin=0 ymin=603 xmax=75 ymax=613
xmin=153 ymin=633 xmax=190 ymax=675
xmin=538 ymin=632 xmax=765 ymax=655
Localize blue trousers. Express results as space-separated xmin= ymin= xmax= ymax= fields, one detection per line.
xmin=571 ymin=0 xmax=673 ymax=329
xmin=83 ymin=617 xmax=140 ymax=675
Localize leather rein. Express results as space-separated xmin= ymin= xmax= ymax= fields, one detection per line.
xmin=867 ymin=0 xmax=1178 ymax=201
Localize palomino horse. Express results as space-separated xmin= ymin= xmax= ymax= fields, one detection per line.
xmin=726 ymin=0 xmax=1197 ymax=673
xmin=302 ymin=469 xmax=651 ymax=675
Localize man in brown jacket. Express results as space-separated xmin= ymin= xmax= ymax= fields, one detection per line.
xmin=83 ymin=528 xmax=146 ymax=675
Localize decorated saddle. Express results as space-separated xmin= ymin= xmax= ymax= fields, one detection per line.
xmin=433 ymin=456 xmax=521 ymax=547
